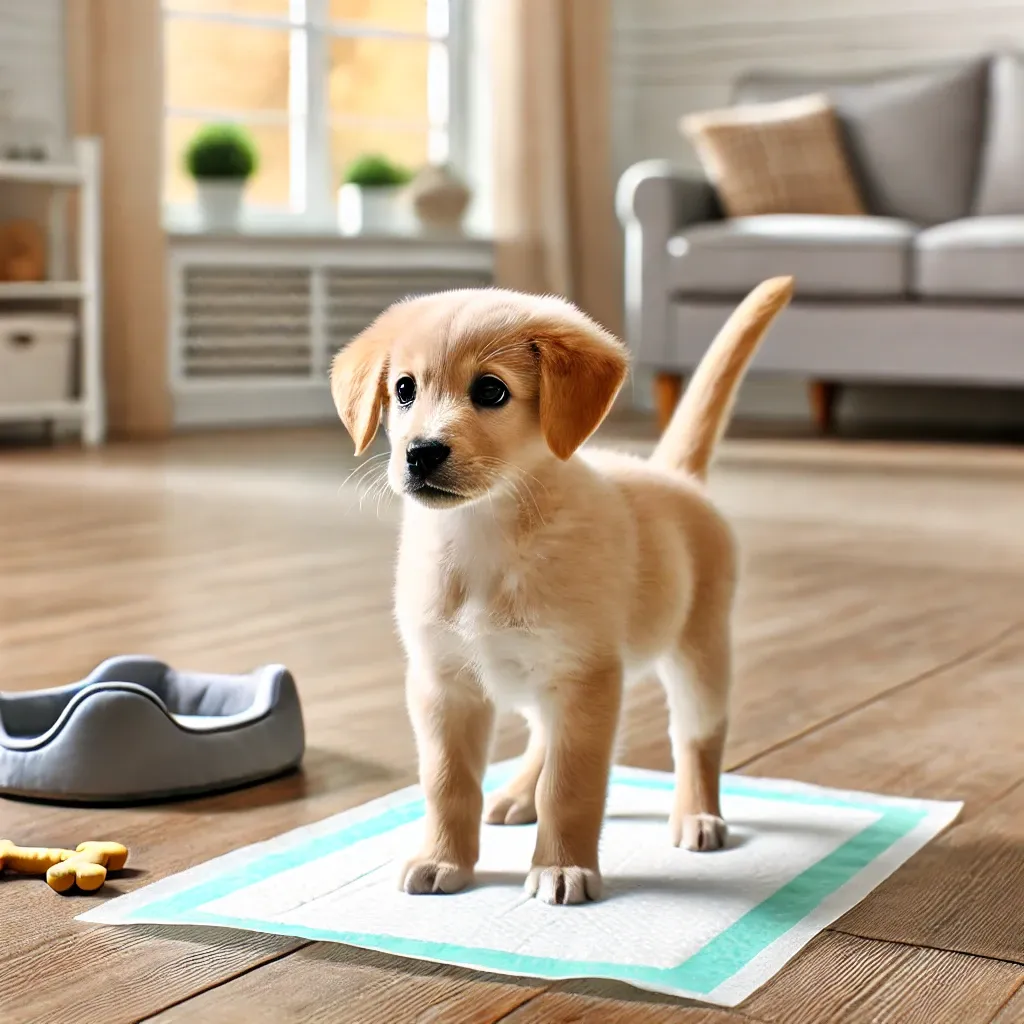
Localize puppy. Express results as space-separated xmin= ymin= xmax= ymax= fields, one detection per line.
xmin=331 ymin=277 xmax=793 ymax=905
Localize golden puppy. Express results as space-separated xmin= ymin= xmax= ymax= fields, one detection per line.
xmin=331 ymin=277 xmax=793 ymax=905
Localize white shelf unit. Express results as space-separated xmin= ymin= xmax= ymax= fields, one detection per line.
xmin=0 ymin=160 xmax=82 ymax=186
xmin=0 ymin=281 xmax=85 ymax=299
xmin=0 ymin=138 xmax=104 ymax=445
xmin=168 ymin=236 xmax=494 ymax=428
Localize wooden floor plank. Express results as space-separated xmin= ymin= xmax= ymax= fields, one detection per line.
xmin=742 ymin=627 xmax=1024 ymax=814
xmin=498 ymin=990 xmax=751 ymax=1024
xmin=147 ymin=945 xmax=545 ymax=1024
xmin=0 ymin=925 xmax=298 ymax=1024
xmin=743 ymin=932 xmax=1022 ymax=1024
xmin=618 ymin=589 xmax=1020 ymax=776
xmin=3 ymin=430 xmax=1024 ymax=1022
xmin=837 ymin=779 xmax=1024 ymax=963
xmin=988 ymin=982 xmax=1024 ymax=1023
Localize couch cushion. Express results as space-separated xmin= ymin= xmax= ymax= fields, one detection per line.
xmin=915 ymin=217 xmax=1024 ymax=299
xmin=734 ymin=60 xmax=987 ymax=225
xmin=975 ymin=54 xmax=1024 ymax=215
xmin=668 ymin=215 xmax=914 ymax=298
xmin=681 ymin=94 xmax=866 ymax=217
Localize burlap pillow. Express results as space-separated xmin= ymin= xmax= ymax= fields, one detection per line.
xmin=682 ymin=94 xmax=866 ymax=218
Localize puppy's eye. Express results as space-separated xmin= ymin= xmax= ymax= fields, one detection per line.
xmin=470 ymin=374 xmax=510 ymax=408
xmin=395 ymin=376 xmax=416 ymax=406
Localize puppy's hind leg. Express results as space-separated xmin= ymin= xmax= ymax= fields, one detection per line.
xmin=485 ymin=708 xmax=544 ymax=825
xmin=658 ymin=620 xmax=731 ymax=852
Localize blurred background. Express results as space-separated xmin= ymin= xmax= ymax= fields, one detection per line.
xmin=2 ymin=0 xmax=1023 ymax=445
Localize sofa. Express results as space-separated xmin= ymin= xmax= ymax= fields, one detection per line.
xmin=617 ymin=53 xmax=1024 ymax=432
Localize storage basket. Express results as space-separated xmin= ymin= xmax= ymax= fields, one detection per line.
xmin=0 ymin=314 xmax=75 ymax=404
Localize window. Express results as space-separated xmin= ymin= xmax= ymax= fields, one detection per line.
xmin=162 ymin=0 xmax=466 ymax=227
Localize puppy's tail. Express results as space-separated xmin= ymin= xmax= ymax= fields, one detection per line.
xmin=651 ymin=276 xmax=794 ymax=481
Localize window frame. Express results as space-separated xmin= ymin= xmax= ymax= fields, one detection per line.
xmin=162 ymin=0 xmax=469 ymax=232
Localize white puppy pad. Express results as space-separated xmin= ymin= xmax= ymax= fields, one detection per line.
xmin=80 ymin=764 xmax=960 ymax=1006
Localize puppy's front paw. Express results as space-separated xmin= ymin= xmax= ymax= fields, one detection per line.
xmin=525 ymin=865 xmax=602 ymax=905
xmin=399 ymin=858 xmax=473 ymax=895
xmin=672 ymin=812 xmax=728 ymax=851
xmin=484 ymin=786 xmax=537 ymax=826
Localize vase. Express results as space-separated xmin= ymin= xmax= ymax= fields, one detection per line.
xmin=409 ymin=165 xmax=471 ymax=237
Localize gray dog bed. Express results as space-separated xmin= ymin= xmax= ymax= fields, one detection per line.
xmin=0 ymin=656 xmax=305 ymax=803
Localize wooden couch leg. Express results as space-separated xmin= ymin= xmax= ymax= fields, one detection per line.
xmin=808 ymin=380 xmax=840 ymax=434
xmin=654 ymin=373 xmax=684 ymax=433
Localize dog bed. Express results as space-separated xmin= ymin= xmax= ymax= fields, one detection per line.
xmin=0 ymin=656 xmax=305 ymax=803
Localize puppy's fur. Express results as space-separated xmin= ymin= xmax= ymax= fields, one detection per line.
xmin=331 ymin=278 xmax=794 ymax=905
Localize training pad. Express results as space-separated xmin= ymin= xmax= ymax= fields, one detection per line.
xmin=80 ymin=763 xmax=960 ymax=1006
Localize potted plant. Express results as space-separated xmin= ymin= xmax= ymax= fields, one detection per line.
xmin=338 ymin=154 xmax=412 ymax=235
xmin=185 ymin=123 xmax=258 ymax=232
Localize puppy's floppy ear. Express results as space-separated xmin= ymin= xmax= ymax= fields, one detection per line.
xmin=534 ymin=319 xmax=629 ymax=460
xmin=330 ymin=325 xmax=389 ymax=455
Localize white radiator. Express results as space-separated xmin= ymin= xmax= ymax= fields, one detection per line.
xmin=169 ymin=240 xmax=493 ymax=428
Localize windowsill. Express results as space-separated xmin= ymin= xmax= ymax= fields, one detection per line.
xmin=164 ymin=206 xmax=494 ymax=245
xmin=166 ymin=223 xmax=494 ymax=246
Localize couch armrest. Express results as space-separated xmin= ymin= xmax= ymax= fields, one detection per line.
xmin=616 ymin=162 xmax=718 ymax=363
xmin=616 ymin=160 xmax=717 ymax=234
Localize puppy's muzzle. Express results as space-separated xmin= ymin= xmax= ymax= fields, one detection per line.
xmin=406 ymin=439 xmax=451 ymax=482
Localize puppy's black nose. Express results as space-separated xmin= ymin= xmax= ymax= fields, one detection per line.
xmin=406 ymin=439 xmax=451 ymax=480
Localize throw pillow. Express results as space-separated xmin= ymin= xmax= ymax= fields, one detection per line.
xmin=682 ymin=94 xmax=866 ymax=218
xmin=734 ymin=59 xmax=988 ymax=224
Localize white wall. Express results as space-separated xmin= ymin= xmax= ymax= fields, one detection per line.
xmin=0 ymin=0 xmax=68 ymax=258
xmin=0 ymin=0 xmax=67 ymax=158
xmin=612 ymin=0 xmax=1024 ymax=429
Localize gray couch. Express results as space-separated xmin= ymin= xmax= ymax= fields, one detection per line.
xmin=617 ymin=54 xmax=1024 ymax=431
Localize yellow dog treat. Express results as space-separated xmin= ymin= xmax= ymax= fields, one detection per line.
xmin=0 ymin=839 xmax=128 ymax=892
xmin=47 ymin=842 xmax=129 ymax=893
xmin=0 ymin=839 xmax=71 ymax=875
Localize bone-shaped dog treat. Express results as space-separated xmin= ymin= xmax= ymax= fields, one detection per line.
xmin=0 ymin=839 xmax=72 ymax=875
xmin=46 ymin=841 xmax=129 ymax=893
xmin=0 ymin=839 xmax=129 ymax=892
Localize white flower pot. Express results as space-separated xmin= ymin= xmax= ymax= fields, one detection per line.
xmin=337 ymin=183 xmax=406 ymax=235
xmin=196 ymin=180 xmax=245 ymax=232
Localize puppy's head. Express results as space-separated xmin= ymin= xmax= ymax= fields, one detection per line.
xmin=330 ymin=289 xmax=628 ymax=509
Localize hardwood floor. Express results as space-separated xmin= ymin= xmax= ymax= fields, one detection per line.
xmin=2 ymin=424 xmax=1023 ymax=1023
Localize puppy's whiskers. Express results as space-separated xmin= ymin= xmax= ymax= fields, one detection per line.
xmin=337 ymin=465 xmax=390 ymax=517
xmin=374 ymin=477 xmax=396 ymax=520
xmin=354 ymin=465 xmax=391 ymax=515
xmin=338 ymin=452 xmax=389 ymax=496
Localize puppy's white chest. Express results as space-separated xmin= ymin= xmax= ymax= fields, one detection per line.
xmin=446 ymin=568 xmax=553 ymax=704
xmin=461 ymin=563 xmax=527 ymax=626
xmin=400 ymin=507 xmax=564 ymax=704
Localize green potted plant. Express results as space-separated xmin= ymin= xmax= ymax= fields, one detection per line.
xmin=185 ymin=123 xmax=258 ymax=231
xmin=338 ymin=153 xmax=412 ymax=234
